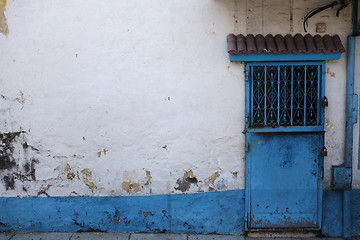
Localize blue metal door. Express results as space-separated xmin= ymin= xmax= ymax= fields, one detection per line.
xmin=245 ymin=62 xmax=325 ymax=231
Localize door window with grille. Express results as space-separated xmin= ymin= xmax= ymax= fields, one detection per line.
xmin=246 ymin=62 xmax=325 ymax=130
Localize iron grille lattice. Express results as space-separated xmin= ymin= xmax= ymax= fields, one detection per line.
xmin=250 ymin=63 xmax=322 ymax=128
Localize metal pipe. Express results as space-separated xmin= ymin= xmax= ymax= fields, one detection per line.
xmin=344 ymin=36 xmax=355 ymax=239
xmin=345 ymin=37 xmax=355 ymax=168
xmin=344 ymin=190 xmax=352 ymax=238
xmin=343 ymin=1 xmax=360 ymax=237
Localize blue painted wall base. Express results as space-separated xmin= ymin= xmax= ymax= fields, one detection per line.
xmin=0 ymin=191 xmax=244 ymax=234
xmin=0 ymin=190 xmax=359 ymax=237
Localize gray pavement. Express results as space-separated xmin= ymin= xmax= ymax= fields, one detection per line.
xmin=0 ymin=233 xmax=345 ymax=240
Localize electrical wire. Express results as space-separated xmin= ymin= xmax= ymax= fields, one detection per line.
xmin=303 ymin=1 xmax=339 ymax=32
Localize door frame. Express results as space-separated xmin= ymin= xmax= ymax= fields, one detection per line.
xmin=244 ymin=61 xmax=326 ymax=232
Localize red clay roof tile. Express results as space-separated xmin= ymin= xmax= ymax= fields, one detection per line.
xmin=265 ymin=34 xmax=276 ymax=52
xmin=227 ymin=33 xmax=345 ymax=55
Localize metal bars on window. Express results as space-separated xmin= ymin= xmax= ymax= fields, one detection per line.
xmin=249 ymin=63 xmax=322 ymax=128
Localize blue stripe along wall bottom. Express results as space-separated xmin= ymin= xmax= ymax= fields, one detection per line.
xmin=0 ymin=190 xmax=359 ymax=237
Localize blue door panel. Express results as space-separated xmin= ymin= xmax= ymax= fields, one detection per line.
xmin=246 ymin=132 xmax=323 ymax=230
xmin=245 ymin=62 xmax=325 ymax=231
xmin=250 ymin=213 xmax=318 ymax=228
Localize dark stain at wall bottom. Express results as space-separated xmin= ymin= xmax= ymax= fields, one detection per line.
xmin=0 ymin=131 xmax=39 ymax=191
xmin=0 ymin=132 xmax=25 ymax=170
xmin=2 ymin=175 xmax=14 ymax=190
xmin=23 ymin=158 xmax=39 ymax=181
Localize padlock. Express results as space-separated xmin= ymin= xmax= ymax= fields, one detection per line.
xmin=323 ymin=96 xmax=328 ymax=107
xmin=321 ymin=146 xmax=328 ymax=157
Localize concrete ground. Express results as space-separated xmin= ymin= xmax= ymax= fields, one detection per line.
xmin=0 ymin=232 xmax=345 ymax=240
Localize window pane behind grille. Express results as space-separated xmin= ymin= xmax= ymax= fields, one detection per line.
xmin=250 ymin=64 xmax=321 ymax=128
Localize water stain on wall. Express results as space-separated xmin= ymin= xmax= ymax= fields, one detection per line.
xmin=290 ymin=0 xmax=294 ymax=32
xmin=0 ymin=0 xmax=8 ymax=35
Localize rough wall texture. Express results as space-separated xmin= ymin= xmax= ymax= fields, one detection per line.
xmin=0 ymin=0 xmax=357 ymax=198
xmin=352 ymin=37 xmax=360 ymax=189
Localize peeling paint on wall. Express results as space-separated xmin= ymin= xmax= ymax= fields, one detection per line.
xmin=97 ymin=149 xmax=107 ymax=158
xmin=204 ymin=172 xmax=220 ymax=191
xmin=37 ymin=182 xmax=51 ymax=197
xmin=0 ymin=0 xmax=354 ymax=199
xmin=0 ymin=0 xmax=5 ymax=11
xmin=0 ymin=1 xmax=356 ymax=236
xmin=122 ymin=171 xmax=141 ymax=193
xmin=15 ymin=91 xmax=25 ymax=105
xmin=326 ymin=67 xmax=336 ymax=77
xmin=80 ymin=168 xmax=97 ymax=190
xmin=64 ymin=164 xmax=76 ymax=180
xmin=144 ymin=170 xmax=152 ymax=186
xmin=174 ymin=170 xmax=198 ymax=193
xmin=0 ymin=0 xmax=8 ymax=35
xmin=122 ymin=181 xmax=141 ymax=193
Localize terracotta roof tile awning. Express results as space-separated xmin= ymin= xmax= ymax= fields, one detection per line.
xmin=227 ymin=33 xmax=345 ymax=54
xmin=227 ymin=33 xmax=345 ymax=62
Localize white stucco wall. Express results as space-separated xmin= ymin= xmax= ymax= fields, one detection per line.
xmin=0 ymin=0 xmax=355 ymax=197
